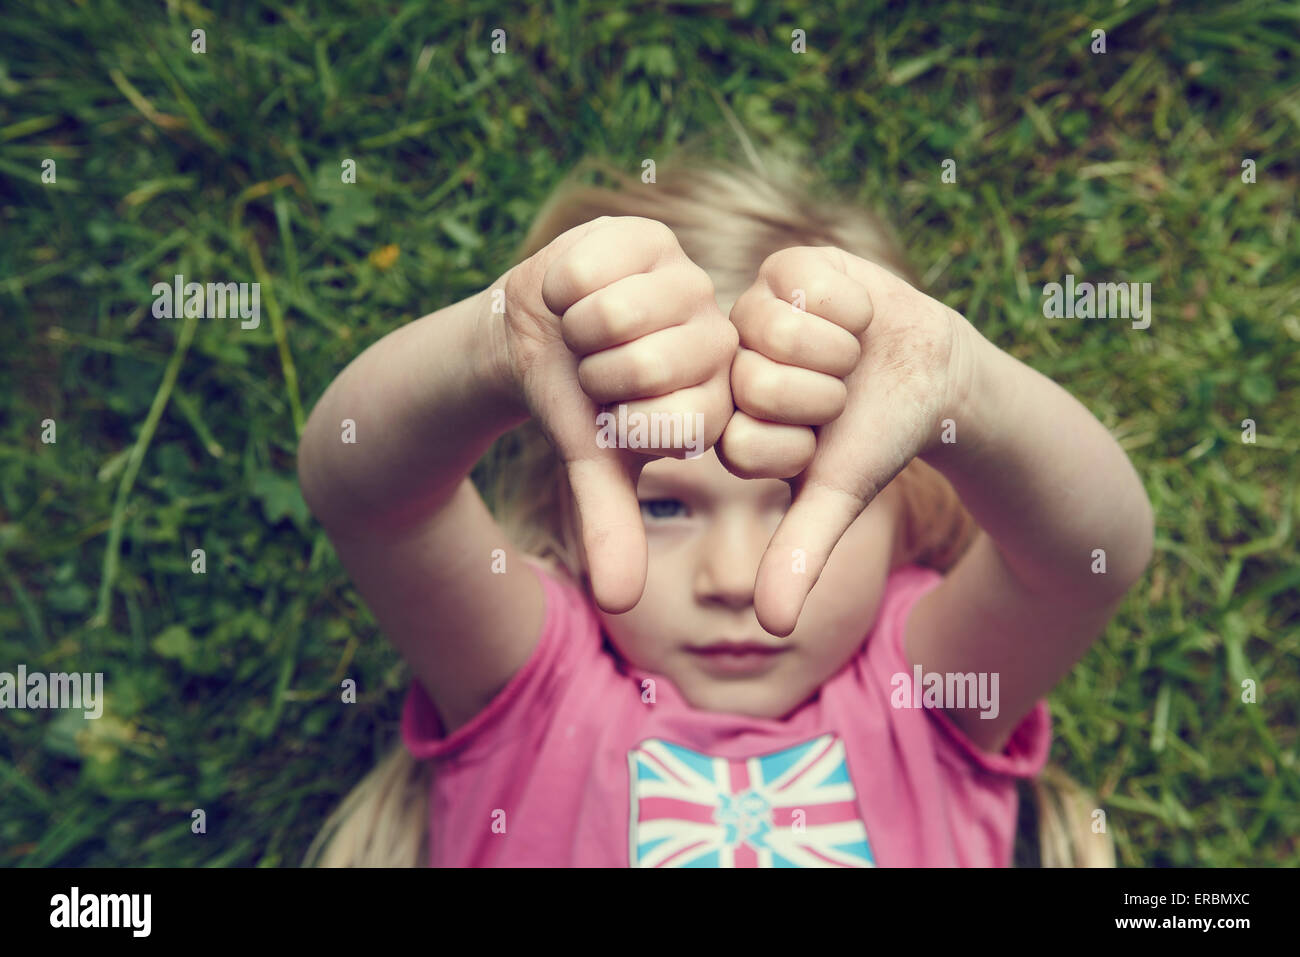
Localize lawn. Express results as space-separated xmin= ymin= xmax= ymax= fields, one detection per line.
xmin=1 ymin=0 xmax=1297 ymax=866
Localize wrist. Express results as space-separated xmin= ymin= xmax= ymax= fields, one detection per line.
xmin=468 ymin=268 xmax=531 ymax=432
xmin=918 ymin=312 xmax=1005 ymax=472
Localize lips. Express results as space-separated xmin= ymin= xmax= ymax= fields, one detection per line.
xmin=689 ymin=640 xmax=789 ymax=655
xmin=687 ymin=640 xmax=790 ymax=676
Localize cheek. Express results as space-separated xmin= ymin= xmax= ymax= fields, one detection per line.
xmin=642 ymin=533 xmax=697 ymax=601
xmin=796 ymin=515 xmax=894 ymax=635
xmin=602 ymin=545 xmax=698 ymax=658
xmin=597 ymin=593 xmax=672 ymax=664
xmin=819 ymin=513 xmax=894 ymax=591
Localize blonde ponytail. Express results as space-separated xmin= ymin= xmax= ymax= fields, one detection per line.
xmin=303 ymin=744 xmax=430 ymax=868
xmin=1023 ymin=765 xmax=1116 ymax=867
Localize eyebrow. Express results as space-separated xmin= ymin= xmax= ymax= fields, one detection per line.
xmin=637 ymin=471 xmax=789 ymax=508
xmin=636 ymin=471 xmax=707 ymax=499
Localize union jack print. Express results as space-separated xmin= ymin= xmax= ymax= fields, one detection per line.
xmin=627 ymin=733 xmax=874 ymax=867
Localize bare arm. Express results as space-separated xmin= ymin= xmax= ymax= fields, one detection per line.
xmin=297 ymin=275 xmax=544 ymax=734
xmin=715 ymin=245 xmax=1153 ymax=752
xmin=297 ymin=282 xmax=525 ymax=535
xmin=905 ymin=322 xmax=1155 ymax=752
xmin=296 ymin=216 xmax=737 ymax=733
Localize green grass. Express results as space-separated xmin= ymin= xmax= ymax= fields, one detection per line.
xmin=1 ymin=0 xmax=1297 ymax=866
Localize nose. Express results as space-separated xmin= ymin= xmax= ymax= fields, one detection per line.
xmin=693 ymin=506 xmax=770 ymax=611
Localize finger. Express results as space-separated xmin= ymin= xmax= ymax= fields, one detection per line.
xmin=577 ymin=320 xmax=731 ymax=405
xmin=730 ymin=285 xmax=862 ymax=377
xmin=564 ymin=452 xmax=648 ymax=614
xmin=752 ymin=478 xmax=866 ymax=637
xmin=560 ymin=263 xmax=709 ymax=357
xmin=535 ymin=341 xmax=650 ymax=615
xmin=541 ymin=217 xmax=678 ymax=318
xmin=759 ymin=247 xmax=874 ymax=337
xmin=613 ymin=377 xmax=733 ymax=460
xmin=715 ymin=410 xmax=815 ymax=480
xmin=752 ymin=383 xmax=918 ymax=634
xmin=731 ymin=347 xmax=847 ymax=425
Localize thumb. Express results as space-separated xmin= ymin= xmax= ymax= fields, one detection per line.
xmin=752 ymin=480 xmax=865 ymax=637
xmin=527 ymin=332 xmax=650 ymax=614
xmin=563 ymin=448 xmax=648 ymax=615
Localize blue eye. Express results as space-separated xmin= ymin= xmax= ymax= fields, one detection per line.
xmin=641 ymin=499 xmax=687 ymax=520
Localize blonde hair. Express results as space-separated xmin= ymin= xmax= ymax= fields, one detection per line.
xmin=306 ymin=145 xmax=1114 ymax=869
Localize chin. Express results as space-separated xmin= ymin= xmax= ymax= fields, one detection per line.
xmin=682 ymin=680 xmax=806 ymax=721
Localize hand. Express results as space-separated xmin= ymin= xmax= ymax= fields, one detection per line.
xmin=497 ymin=216 xmax=738 ymax=614
xmin=717 ymin=246 xmax=974 ymax=636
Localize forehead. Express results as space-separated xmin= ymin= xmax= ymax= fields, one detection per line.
xmin=638 ymin=447 xmax=784 ymax=500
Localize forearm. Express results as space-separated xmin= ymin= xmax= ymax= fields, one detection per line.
xmin=919 ymin=322 xmax=1155 ymax=602
xmin=297 ymin=274 xmax=527 ymax=536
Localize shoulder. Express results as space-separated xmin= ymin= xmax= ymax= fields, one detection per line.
xmin=517 ymin=553 xmax=599 ymax=630
xmin=863 ymin=562 xmax=1051 ymax=778
xmin=871 ymin=564 xmax=946 ymax=646
xmin=402 ymin=553 xmax=606 ymax=764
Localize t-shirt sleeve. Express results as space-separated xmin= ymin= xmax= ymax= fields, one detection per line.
xmin=400 ymin=558 xmax=588 ymax=766
xmin=865 ymin=564 xmax=1051 ymax=779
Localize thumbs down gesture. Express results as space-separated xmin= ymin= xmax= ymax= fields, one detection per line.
xmin=716 ymin=246 xmax=977 ymax=636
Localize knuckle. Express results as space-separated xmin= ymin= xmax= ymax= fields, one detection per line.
xmin=630 ymin=346 xmax=667 ymax=396
xmin=689 ymin=267 xmax=720 ymax=303
xmin=761 ymin=245 xmax=802 ymax=272
xmin=575 ymin=356 xmax=607 ymax=401
xmin=728 ymin=287 xmax=760 ymax=339
xmin=763 ymin=306 xmax=803 ymax=360
xmin=826 ymin=378 xmax=849 ymax=418
xmin=762 ymin=247 xmax=825 ymax=304
xmin=719 ymin=418 xmax=763 ymax=477
xmin=775 ymin=435 xmax=816 ymax=478
xmin=717 ymin=315 xmax=741 ymax=360
xmin=636 ymin=216 xmax=677 ymax=250
xmin=737 ymin=358 xmax=781 ymax=417
xmin=704 ymin=389 xmax=734 ymax=443
xmin=673 ymin=260 xmax=715 ymax=304
xmin=557 ymin=257 xmax=599 ymax=301
xmin=833 ymin=331 xmax=863 ymax=374
xmin=800 ymin=277 xmax=833 ymax=313
xmin=757 ymin=248 xmax=792 ymax=286
xmin=720 ymin=415 xmax=815 ymax=480
xmin=729 ymin=354 xmax=757 ymax=409
xmin=597 ymin=290 xmax=640 ymax=344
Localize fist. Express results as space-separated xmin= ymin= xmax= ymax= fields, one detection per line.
xmin=717 ymin=246 xmax=873 ymax=479
xmin=499 ymin=216 xmax=738 ymax=613
xmin=716 ymin=246 xmax=968 ymax=636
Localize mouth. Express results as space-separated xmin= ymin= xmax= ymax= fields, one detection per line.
xmin=686 ymin=639 xmax=791 ymax=675
xmin=690 ymin=640 xmax=789 ymax=655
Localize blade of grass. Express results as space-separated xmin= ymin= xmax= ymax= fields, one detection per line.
xmin=91 ymin=313 xmax=199 ymax=629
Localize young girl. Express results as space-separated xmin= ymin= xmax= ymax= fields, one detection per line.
xmin=298 ymin=149 xmax=1152 ymax=868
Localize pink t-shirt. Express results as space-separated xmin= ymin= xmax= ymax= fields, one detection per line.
xmin=401 ymin=559 xmax=1051 ymax=867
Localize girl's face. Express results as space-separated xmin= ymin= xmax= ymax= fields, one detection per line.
xmin=584 ymin=448 xmax=904 ymax=721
